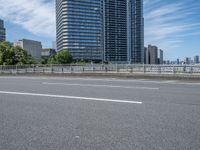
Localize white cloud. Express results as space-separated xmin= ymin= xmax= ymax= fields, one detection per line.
xmin=144 ymin=0 xmax=200 ymax=51
xmin=0 ymin=0 xmax=199 ymax=55
xmin=0 ymin=0 xmax=56 ymax=38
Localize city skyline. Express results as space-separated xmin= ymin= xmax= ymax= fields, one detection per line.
xmin=0 ymin=0 xmax=199 ymax=60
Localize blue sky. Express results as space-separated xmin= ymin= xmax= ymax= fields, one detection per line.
xmin=0 ymin=0 xmax=199 ymax=60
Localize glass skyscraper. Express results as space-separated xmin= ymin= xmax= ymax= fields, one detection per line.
xmin=56 ymin=0 xmax=144 ymax=63
xmin=0 ymin=19 xmax=6 ymax=41
xmin=56 ymin=0 xmax=104 ymax=61
xmin=128 ymin=0 xmax=144 ymax=63
xmin=104 ymin=0 xmax=128 ymax=62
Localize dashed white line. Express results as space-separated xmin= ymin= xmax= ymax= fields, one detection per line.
xmin=0 ymin=76 xmax=200 ymax=85
xmin=0 ymin=91 xmax=143 ymax=104
xmin=42 ymin=82 xmax=159 ymax=90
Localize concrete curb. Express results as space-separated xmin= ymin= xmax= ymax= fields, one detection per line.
xmin=1 ymin=72 xmax=200 ymax=81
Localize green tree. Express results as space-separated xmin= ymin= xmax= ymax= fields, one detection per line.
xmin=0 ymin=41 xmax=13 ymax=65
xmin=0 ymin=41 xmax=35 ymax=65
xmin=48 ymin=49 xmax=72 ymax=64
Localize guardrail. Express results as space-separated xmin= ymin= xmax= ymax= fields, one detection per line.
xmin=1 ymin=64 xmax=200 ymax=75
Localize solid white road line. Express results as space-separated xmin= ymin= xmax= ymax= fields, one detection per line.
xmin=0 ymin=91 xmax=142 ymax=104
xmin=42 ymin=82 xmax=159 ymax=90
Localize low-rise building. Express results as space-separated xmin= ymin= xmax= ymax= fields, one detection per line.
xmin=41 ymin=48 xmax=56 ymax=59
xmin=14 ymin=39 xmax=42 ymax=60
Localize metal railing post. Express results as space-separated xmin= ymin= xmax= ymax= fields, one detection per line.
xmin=143 ymin=64 xmax=145 ymax=73
xmin=16 ymin=65 xmax=18 ymax=74
xmin=70 ymin=65 xmax=73 ymax=73
xmin=51 ymin=64 xmax=53 ymax=73
xmin=172 ymin=66 xmax=175 ymax=74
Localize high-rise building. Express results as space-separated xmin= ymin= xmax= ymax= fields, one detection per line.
xmin=56 ymin=0 xmax=104 ymax=61
xmin=148 ymin=45 xmax=158 ymax=64
xmin=194 ymin=56 xmax=199 ymax=64
xmin=144 ymin=47 xmax=148 ymax=64
xmin=185 ymin=57 xmax=190 ymax=64
xmin=56 ymin=0 xmax=144 ymax=63
xmin=177 ymin=59 xmax=180 ymax=64
xmin=145 ymin=45 xmax=164 ymax=64
xmin=14 ymin=39 xmax=42 ymax=60
xmin=0 ymin=19 xmax=6 ymax=41
xmin=128 ymin=0 xmax=144 ymax=63
xmin=104 ymin=0 xmax=144 ymax=63
xmin=158 ymin=49 xmax=163 ymax=64
xmin=104 ymin=0 xmax=128 ymax=62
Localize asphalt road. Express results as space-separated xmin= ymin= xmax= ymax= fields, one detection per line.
xmin=0 ymin=76 xmax=200 ymax=150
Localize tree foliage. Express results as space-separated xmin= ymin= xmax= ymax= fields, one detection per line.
xmin=48 ymin=49 xmax=72 ymax=64
xmin=0 ymin=41 xmax=35 ymax=65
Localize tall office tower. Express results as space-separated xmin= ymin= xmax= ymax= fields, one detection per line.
xmin=128 ymin=0 xmax=144 ymax=63
xmin=104 ymin=0 xmax=128 ymax=62
xmin=104 ymin=0 xmax=144 ymax=63
xmin=56 ymin=0 xmax=104 ymax=61
xmin=56 ymin=0 xmax=144 ymax=63
xmin=0 ymin=19 xmax=6 ymax=41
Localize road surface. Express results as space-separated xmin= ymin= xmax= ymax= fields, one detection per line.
xmin=0 ymin=76 xmax=200 ymax=150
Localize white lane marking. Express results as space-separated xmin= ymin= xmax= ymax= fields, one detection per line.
xmin=42 ymin=82 xmax=159 ymax=90
xmin=0 ymin=76 xmax=172 ymax=83
xmin=0 ymin=91 xmax=142 ymax=104
xmin=0 ymin=76 xmax=200 ymax=85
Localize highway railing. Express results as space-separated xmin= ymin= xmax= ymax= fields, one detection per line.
xmin=0 ymin=64 xmax=200 ymax=75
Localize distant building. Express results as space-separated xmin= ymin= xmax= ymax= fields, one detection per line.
xmin=158 ymin=49 xmax=164 ymax=64
xmin=144 ymin=47 xmax=148 ymax=64
xmin=166 ymin=60 xmax=170 ymax=64
xmin=0 ymin=19 xmax=6 ymax=41
xmin=185 ymin=57 xmax=190 ymax=64
xmin=145 ymin=45 xmax=164 ymax=65
xmin=148 ymin=45 xmax=158 ymax=64
xmin=177 ymin=59 xmax=180 ymax=64
xmin=14 ymin=39 xmax=42 ymax=60
xmin=41 ymin=48 xmax=56 ymax=59
xmin=194 ymin=56 xmax=199 ymax=64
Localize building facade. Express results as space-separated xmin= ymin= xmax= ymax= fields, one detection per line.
xmin=158 ymin=49 xmax=163 ymax=64
xmin=194 ymin=56 xmax=199 ymax=64
xmin=146 ymin=45 xmax=158 ymax=64
xmin=104 ymin=0 xmax=128 ymax=62
xmin=56 ymin=0 xmax=104 ymax=61
xmin=0 ymin=19 xmax=6 ymax=41
xmin=127 ymin=0 xmax=144 ymax=63
xmin=41 ymin=48 xmax=56 ymax=59
xmin=56 ymin=0 xmax=144 ymax=63
xmin=14 ymin=39 xmax=42 ymax=60
xmin=185 ymin=57 xmax=190 ymax=64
